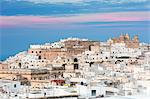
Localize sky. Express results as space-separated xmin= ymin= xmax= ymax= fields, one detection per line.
xmin=0 ymin=0 xmax=150 ymax=60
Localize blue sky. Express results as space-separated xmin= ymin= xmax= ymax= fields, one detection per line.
xmin=1 ymin=0 xmax=150 ymax=15
xmin=0 ymin=0 xmax=150 ymax=60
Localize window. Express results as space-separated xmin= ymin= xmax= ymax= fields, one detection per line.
xmin=39 ymin=77 xmax=42 ymax=80
xmin=74 ymin=64 xmax=79 ymax=70
xmin=89 ymin=62 xmax=93 ymax=67
xmin=62 ymin=64 xmax=66 ymax=70
xmin=14 ymin=84 xmax=16 ymax=88
xmin=18 ymin=63 xmax=21 ymax=68
xmin=44 ymin=93 xmax=46 ymax=96
xmin=81 ymin=82 xmax=84 ymax=85
xmin=74 ymin=58 xmax=78 ymax=62
xmin=32 ymin=51 xmax=34 ymax=53
xmin=91 ymin=90 xmax=96 ymax=96
xmin=89 ymin=45 xmax=92 ymax=51
xmin=38 ymin=56 xmax=41 ymax=59
xmin=39 ymin=51 xmax=41 ymax=53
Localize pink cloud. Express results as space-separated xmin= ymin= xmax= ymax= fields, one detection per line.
xmin=0 ymin=11 xmax=149 ymax=28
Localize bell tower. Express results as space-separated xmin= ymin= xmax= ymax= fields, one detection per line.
xmin=133 ymin=35 xmax=139 ymax=48
xmin=133 ymin=35 xmax=139 ymax=43
xmin=125 ymin=33 xmax=130 ymax=41
xmin=119 ymin=33 xmax=124 ymax=43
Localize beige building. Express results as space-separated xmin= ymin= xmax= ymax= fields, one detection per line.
xmin=112 ymin=33 xmax=139 ymax=48
xmin=0 ymin=63 xmax=8 ymax=69
xmin=0 ymin=68 xmax=49 ymax=85
xmin=28 ymin=40 xmax=100 ymax=61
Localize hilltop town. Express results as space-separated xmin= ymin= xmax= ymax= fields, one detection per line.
xmin=0 ymin=33 xmax=150 ymax=98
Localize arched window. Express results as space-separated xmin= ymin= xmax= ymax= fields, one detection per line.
xmin=18 ymin=63 xmax=21 ymax=68
xmin=38 ymin=56 xmax=41 ymax=59
xmin=74 ymin=58 xmax=78 ymax=62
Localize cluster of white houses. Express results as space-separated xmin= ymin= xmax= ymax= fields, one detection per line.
xmin=0 ymin=34 xmax=150 ymax=98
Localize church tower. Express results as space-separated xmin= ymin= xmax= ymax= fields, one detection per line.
xmin=132 ymin=35 xmax=139 ymax=48
xmin=125 ymin=33 xmax=130 ymax=41
xmin=133 ymin=35 xmax=139 ymax=43
xmin=119 ymin=33 xmax=124 ymax=43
